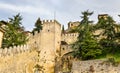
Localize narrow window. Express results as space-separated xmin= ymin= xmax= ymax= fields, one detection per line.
xmin=48 ymin=30 xmax=50 ymax=32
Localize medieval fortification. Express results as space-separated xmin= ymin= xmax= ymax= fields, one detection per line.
xmin=0 ymin=15 xmax=120 ymax=73
xmin=0 ymin=19 xmax=75 ymax=73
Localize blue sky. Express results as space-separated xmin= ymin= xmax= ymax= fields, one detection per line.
xmin=0 ymin=0 xmax=120 ymax=31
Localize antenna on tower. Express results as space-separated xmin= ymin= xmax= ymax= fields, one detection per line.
xmin=54 ymin=11 xmax=56 ymax=20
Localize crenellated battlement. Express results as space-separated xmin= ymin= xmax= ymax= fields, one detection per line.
xmin=42 ymin=20 xmax=55 ymax=23
xmin=61 ymin=33 xmax=78 ymax=44
xmin=0 ymin=19 xmax=78 ymax=73
xmin=41 ymin=19 xmax=61 ymax=26
xmin=0 ymin=44 xmax=29 ymax=57
xmin=62 ymin=33 xmax=78 ymax=37
xmin=0 ymin=19 xmax=62 ymax=73
xmin=28 ymin=19 xmax=62 ymax=47
xmin=28 ymin=30 xmax=40 ymax=39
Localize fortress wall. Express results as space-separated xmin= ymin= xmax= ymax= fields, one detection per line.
xmin=0 ymin=19 xmax=61 ymax=73
xmin=61 ymin=45 xmax=73 ymax=57
xmin=28 ymin=31 xmax=41 ymax=49
xmin=0 ymin=44 xmax=38 ymax=73
xmin=0 ymin=44 xmax=30 ymax=57
xmin=71 ymin=60 xmax=120 ymax=73
xmin=61 ymin=33 xmax=78 ymax=44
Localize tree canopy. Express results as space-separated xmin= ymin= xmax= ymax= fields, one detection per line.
xmin=32 ymin=18 xmax=43 ymax=33
xmin=2 ymin=14 xmax=27 ymax=48
xmin=62 ymin=25 xmax=65 ymax=33
xmin=72 ymin=10 xmax=102 ymax=60
xmin=95 ymin=15 xmax=120 ymax=54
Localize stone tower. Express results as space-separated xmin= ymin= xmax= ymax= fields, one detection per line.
xmin=40 ymin=20 xmax=61 ymax=55
xmin=98 ymin=14 xmax=108 ymax=20
xmin=28 ymin=20 xmax=61 ymax=73
xmin=68 ymin=21 xmax=80 ymax=29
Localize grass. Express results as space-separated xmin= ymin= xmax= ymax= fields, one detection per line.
xmin=96 ymin=54 xmax=106 ymax=59
xmin=96 ymin=53 xmax=120 ymax=63
xmin=111 ymin=53 xmax=120 ymax=62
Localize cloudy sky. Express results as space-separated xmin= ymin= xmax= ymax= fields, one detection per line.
xmin=0 ymin=0 xmax=120 ymax=31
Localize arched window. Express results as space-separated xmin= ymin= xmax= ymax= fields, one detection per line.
xmin=34 ymin=69 xmax=39 ymax=73
xmin=34 ymin=64 xmax=44 ymax=73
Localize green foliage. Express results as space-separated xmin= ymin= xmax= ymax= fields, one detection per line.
xmin=2 ymin=14 xmax=27 ymax=48
xmin=32 ymin=18 xmax=43 ymax=33
xmin=9 ymin=13 xmax=23 ymax=30
xmin=62 ymin=25 xmax=65 ymax=33
xmin=95 ymin=15 xmax=120 ymax=54
xmin=72 ymin=10 xmax=102 ymax=60
xmin=92 ymin=15 xmax=120 ymax=61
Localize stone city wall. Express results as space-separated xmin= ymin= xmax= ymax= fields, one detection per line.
xmin=71 ymin=60 xmax=120 ymax=73
xmin=61 ymin=45 xmax=73 ymax=57
xmin=0 ymin=44 xmax=29 ymax=57
xmin=0 ymin=19 xmax=61 ymax=73
xmin=0 ymin=44 xmax=39 ymax=73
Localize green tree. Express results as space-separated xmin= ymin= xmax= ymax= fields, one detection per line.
xmin=2 ymin=14 xmax=27 ymax=48
xmin=9 ymin=13 xmax=23 ymax=30
xmin=116 ymin=15 xmax=120 ymax=41
xmin=62 ymin=25 xmax=65 ymax=33
xmin=96 ymin=16 xmax=120 ymax=54
xmin=32 ymin=18 xmax=43 ymax=33
xmin=72 ymin=10 xmax=102 ymax=60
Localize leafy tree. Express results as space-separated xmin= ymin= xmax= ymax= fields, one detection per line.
xmin=96 ymin=15 xmax=120 ymax=54
xmin=2 ymin=14 xmax=27 ymax=48
xmin=32 ymin=18 xmax=43 ymax=33
xmin=9 ymin=13 xmax=22 ymax=30
xmin=72 ymin=10 xmax=102 ymax=60
xmin=62 ymin=25 xmax=65 ymax=33
xmin=116 ymin=15 xmax=120 ymax=41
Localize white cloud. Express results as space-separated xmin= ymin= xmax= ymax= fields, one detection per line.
xmin=1 ymin=0 xmax=120 ymax=31
xmin=0 ymin=2 xmax=52 ymax=15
